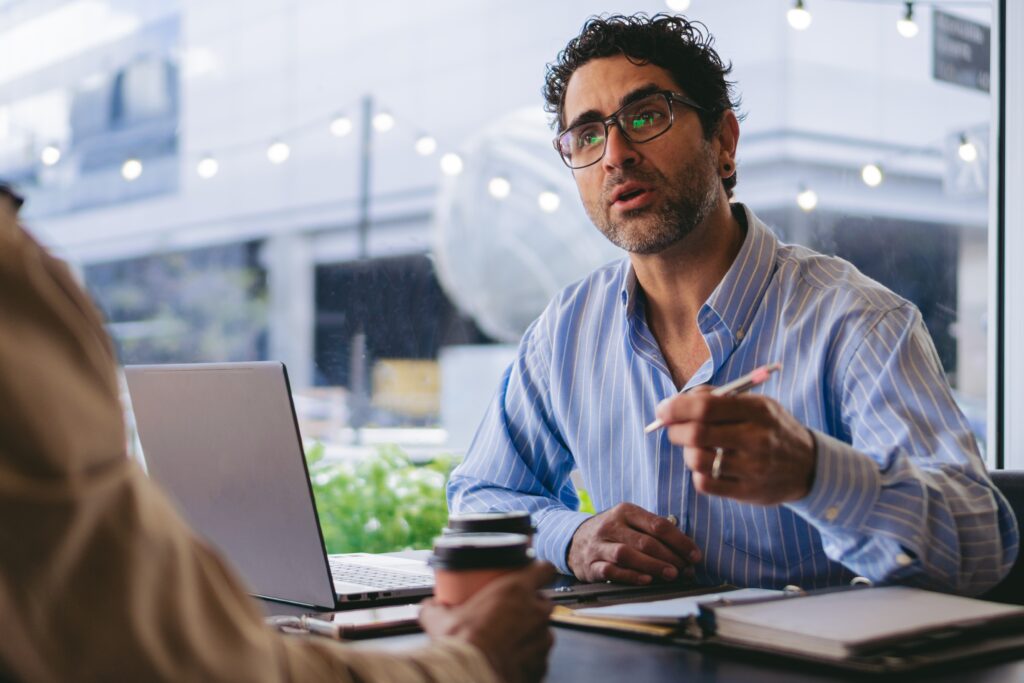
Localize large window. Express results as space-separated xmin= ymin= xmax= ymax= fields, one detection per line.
xmin=4 ymin=0 xmax=1007 ymax=550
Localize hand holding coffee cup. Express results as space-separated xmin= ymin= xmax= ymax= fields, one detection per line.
xmin=419 ymin=557 xmax=556 ymax=683
xmin=429 ymin=532 xmax=533 ymax=605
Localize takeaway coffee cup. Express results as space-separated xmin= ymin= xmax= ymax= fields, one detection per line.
xmin=444 ymin=510 xmax=534 ymax=539
xmin=428 ymin=532 xmax=533 ymax=605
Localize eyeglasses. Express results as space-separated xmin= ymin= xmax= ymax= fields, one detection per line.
xmin=553 ymin=91 xmax=704 ymax=170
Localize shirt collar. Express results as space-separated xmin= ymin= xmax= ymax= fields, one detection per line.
xmin=704 ymin=203 xmax=778 ymax=344
xmin=619 ymin=203 xmax=779 ymax=343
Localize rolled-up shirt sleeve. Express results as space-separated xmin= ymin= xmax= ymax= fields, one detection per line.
xmin=0 ymin=220 xmax=499 ymax=683
xmin=787 ymin=304 xmax=1019 ymax=595
xmin=448 ymin=309 xmax=590 ymax=575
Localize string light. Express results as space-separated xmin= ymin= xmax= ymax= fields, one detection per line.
xmin=665 ymin=0 xmax=691 ymax=11
xmin=861 ymin=163 xmax=884 ymax=188
xmin=538 ymin=191 xmax=561 ymax=213
xmin=372 ymin=111 xmax=395 ymax=133
xmin=796 ymin=187 xmax=818 ymax=212
xmin=787 ymin=0 xmax=812 ymax=31
xmin=121 ymin=158 xmax=143 ymax=181
xmin=958 ymin=134 xmax=978 ymax=163
xmin=267 ymin=141 xmax=290 ymax=164
xmin=329 ymin=115 xmax=353 ymax=137
xmin=40 ymin=145 xmax=61 ymax=166
xmin=488 ymin=176 xmax=511 ymax=199
xmin=197 ymin=155 xmax=219 ymax=179
xmin=414 ymin=135 xmax=437 ymax=156
xmin=896 ymin=2 xmax=919 ymax=38
xmin=440 ymin=152 xmax=463 ymax=176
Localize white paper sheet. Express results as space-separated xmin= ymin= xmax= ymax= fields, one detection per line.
xmin=574 ymin=587 xmax=781 ymax=622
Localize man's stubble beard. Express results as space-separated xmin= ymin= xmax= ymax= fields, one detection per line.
xmin=585 ymin=142 xmax=722 ymax=255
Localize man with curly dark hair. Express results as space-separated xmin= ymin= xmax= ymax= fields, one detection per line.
xmin=449 ymin=14 xmax=1017 ymax=595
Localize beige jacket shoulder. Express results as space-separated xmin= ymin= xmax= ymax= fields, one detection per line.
xmin=0 ymin=217 xmax=499 ymax=683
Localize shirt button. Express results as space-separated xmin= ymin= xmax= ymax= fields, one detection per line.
xmin=896 ymin=553 xmax=913 ymax=567
xmin=666 ymin=514 xmax=678 ymax=526
xmin=736 ymin=329 xmax=745 ymax=340
xmin=824 ymin=506 xmax=839 ymax=522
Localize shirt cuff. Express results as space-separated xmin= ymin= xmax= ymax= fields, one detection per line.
xmin=786 ymin=429 xmax=881 ymax=532
xmin=534 ymin=508 xmax=593 ymax=575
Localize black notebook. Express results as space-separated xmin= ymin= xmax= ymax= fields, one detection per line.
xmin=698 ymin=585 xmax=1024 ymax=672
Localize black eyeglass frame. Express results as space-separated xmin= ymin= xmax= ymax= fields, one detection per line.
xmin=553 ymin=90 xmax=705 ymax=170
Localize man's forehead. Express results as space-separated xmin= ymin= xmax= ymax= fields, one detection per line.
xmin=563 ymin=56 xmax=679 ymax=121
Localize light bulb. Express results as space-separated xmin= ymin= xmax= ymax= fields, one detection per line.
xmin=197 ymin=156 xmax=219 ymax=179
xmin=488 ymin=176 xmax=511 ymax=199
xmin=40 ymin=145 xmax=61 ymax=166
xmin=121 ymin=158 xmax=143 ymax=181
xmin=267 ymin=141 xmax=290 ymax=164
xmin=787 ymin=0 xmax=812 ymax=31
xmin=538 ymin=191 xmax=561 ymax=213
xmin=897 ymin=2 xmax=918 ymax=38
xmin=665 ymin=0 xmax=691 ymax=11
xmin=372 ymin=111 xmax=395 ymax=133
xmin=796 ymin=187 xmax=818 ymax=212
xmin=440 ymin=152 xmax=463 ymax=176
xmin=958 ymin=135 xmax=978 ymax=163
xmin=861 ymin=163 xmax=883 ymax=188
xmin=415 ymin=135 xmax=437 ymax=156
xmin=330 ymin=115 xmax=352 ymax=137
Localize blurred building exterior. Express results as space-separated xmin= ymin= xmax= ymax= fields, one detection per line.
xmin=0 ymin=0 xmax=992 ymax=453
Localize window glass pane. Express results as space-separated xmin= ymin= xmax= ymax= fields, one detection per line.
xmin=6 ymin=1 xmax=992 ymax=551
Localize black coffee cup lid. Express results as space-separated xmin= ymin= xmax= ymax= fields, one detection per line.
xmin=429 ymin=532 xmax=532 ymax=571
xmin=446 ymin=510 xmax=534 ymax=535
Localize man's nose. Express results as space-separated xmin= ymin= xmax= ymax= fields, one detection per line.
xmin=602 ymin=123 xmax=640 ymax=170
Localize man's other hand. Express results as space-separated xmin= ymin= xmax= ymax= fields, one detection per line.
xmin=419 ymin=561 xmax=556 ymax=683
xmin=657 ymin=387 xmax=817 ymax=505
xmin=566 ymin=502 xmax=702 ymax=584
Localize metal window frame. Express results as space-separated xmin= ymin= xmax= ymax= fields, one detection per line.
xmin=994 ymin=0 xmax=1024 ymax=468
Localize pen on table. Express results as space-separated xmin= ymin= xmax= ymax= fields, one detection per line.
xmin=643 ymin=362 xmax=783 ymax=434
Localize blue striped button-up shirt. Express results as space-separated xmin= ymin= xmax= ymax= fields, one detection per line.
xmin=448 ymin=204 xmax=1018 ymax=594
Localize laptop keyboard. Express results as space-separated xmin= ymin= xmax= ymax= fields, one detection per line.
xmin=329 ymin=558 xmax=434 ymax=589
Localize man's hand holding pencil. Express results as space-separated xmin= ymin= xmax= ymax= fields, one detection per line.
xmin=651 ymin=362 xmax=818 ymax=505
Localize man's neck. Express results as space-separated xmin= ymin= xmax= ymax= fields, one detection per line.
xmin=629 ymin=200 xmax=745 ymax=388
xmin=631 ymin=200 xmax=745 ymax=327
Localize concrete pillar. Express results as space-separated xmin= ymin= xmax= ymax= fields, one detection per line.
xmin=262 ymin=233 xmax=315 ymax=389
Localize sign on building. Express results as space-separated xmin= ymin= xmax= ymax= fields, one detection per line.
xmin=933 ymin=10 xmax=990 ymax=93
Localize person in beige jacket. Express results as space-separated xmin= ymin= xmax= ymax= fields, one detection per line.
xmin=0 ymin=214 xmax=555 ymax=683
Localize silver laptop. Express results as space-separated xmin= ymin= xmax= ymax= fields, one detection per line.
xmin=124 ymin=361 xmax=435 ymax=608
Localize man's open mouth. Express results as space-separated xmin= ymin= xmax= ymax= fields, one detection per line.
xmin=610 ymin=183 xmax=654 ymax=206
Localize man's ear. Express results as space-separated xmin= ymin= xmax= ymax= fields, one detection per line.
xmin=715 ymin=110 xmax=740 ymax=170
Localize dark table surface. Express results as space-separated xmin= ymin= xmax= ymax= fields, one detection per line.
xmin=261 ymin=598 xmax=1024 ymax=682
xmin=334 ymin=625 xmax=1024 ymax=682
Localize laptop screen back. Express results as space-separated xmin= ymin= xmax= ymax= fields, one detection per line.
xmin=125 ymin=362 xmax=336 ymax=607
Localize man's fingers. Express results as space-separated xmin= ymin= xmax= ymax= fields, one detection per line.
xmin=589 ymin=560 xmax=653 ymax=585
xmin=623 ymin=506 xmax=703 ymax=563
xmin=666 ymin=421 xmax=750 ymax=452
xmin=685 ymin=446 xmax=740 ymax=480
xmin=655 ymin=392 xmax=751 ymax=427
xmin=618 ymin=527 xmax=691 ymax=569
xmin=691 ymin=471 xmax=749 ymax=497
xmin=599 ymin=543 xmax=682 ymax=581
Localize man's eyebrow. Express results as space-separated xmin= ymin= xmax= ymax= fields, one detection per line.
xmin=563 ymin=84 xmax=668 ymax=131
